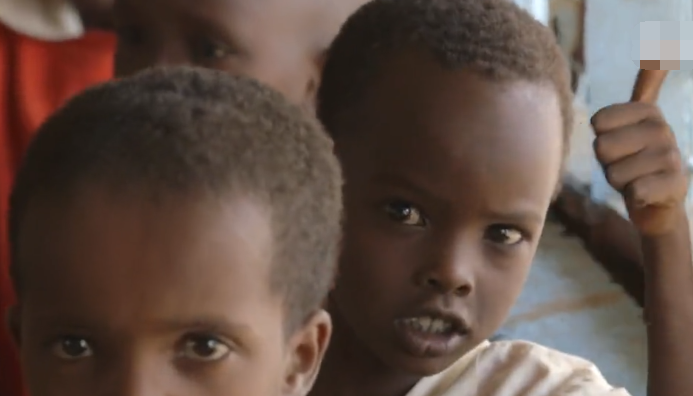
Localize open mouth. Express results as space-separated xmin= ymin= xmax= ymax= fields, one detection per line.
xmin=398 ymin=316 xmax=457 ymax=335
xmin=393 ymin=312 xmax=470 ymax=358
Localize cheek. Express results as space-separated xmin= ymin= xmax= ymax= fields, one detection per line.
xmin=244 ymin=54 xmax=311 ymax=105
xmin=113 ymin=49 xmax=131 ymax=77
xmin=338 ymin=213 xmax=413 ymax=280
xmin=334 ymin=217 xmax=415 ymax=308
xmin=113 ymin=47 xmax=146 ymax=78
xmin=475 ymin=249 xmax=535 ymax=318
xmin=209 ymin=351 xmax=286 ymax=396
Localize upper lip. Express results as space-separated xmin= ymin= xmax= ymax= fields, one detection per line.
xmin=397 ymin=305 xmax=471 ymax=335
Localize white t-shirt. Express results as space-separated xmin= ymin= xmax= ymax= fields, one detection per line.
xmin=407 ymin=340 xmax=630 ymax=396
xmin=0 ymin=0 xmax=83 ymax=40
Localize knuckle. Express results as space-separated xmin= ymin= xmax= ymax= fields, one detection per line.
xmin=648 ymin=119 xmax=674 ymax=143
xmin=590 ymin=112 xmax=605 ymax=129
xmin=604 ymin=166 xmax=620 ymax=187
xmin=662 ymin=149 xmax=682 ymax=171
xmin=592 ymin=137 xmax=608 ymax=161
xmin=681 ymin=175 xmax=691 ymax=195
xmin=627 ymin=182 xmax=648 ymax=203
xmin=590 ymin=104 xmax=618 ymax=129
xmin=644 ymin=103 xmax=663 ymax=117
xmin=676 ymin=177 xmax=690 ymax=199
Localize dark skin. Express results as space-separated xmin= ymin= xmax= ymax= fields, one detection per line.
xmin=593 ymin=102 xmax=693 ymax=396
xmin=9 ymin=187 xmax=331 ymax=396
xmin=311 ymin=51 xmax=564 ymax=396
xmin=314 ymin=49 xmax=693 ymax=396
xmin=72 ymin=0 xmax=114 ymax=30
xmin=112 ymin=0 xmax=327 ymax=107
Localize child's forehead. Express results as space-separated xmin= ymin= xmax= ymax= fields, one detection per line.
xmin=18 ymin=187 xmax=275 ymax=294
xmin=19 ymin=187 xmax=270 ymax=255
xmin=115 ymin=0 xmax=332 ymax=56
xmin=352 ymin=52 xmax=561 ymax=139
xmin=336 ymin=52 xmax=563 ymax=200
xmin=118 ymin=0 xmax=322 ymax=24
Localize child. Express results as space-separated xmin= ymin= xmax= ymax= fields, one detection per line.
xmin=0 ymin=1 xmax=115 ymax=393
xmin=312 ymin=0 xmax=692 ymax=395
xmin=7 ymin=66 xmax=343 ymax=396
xmin=112 ymin=0 xmax=367 ymax=108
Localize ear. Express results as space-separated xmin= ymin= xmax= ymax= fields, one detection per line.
xmin=6 ymin=304 xmax=21 ymax=347
xmin=281 ymin=309 xmax=332 ymax=396
xmin=304 ymin=48 xmax=328 ymax=110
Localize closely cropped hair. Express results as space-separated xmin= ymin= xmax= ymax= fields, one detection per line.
xmin=318 ymin=0 xmax=573 ymax=150
xmin=10 ymin=67 xmax=343 ymax=329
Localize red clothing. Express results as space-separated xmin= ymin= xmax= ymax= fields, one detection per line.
xmin=0 ymin=23 xmax=114 ymax=396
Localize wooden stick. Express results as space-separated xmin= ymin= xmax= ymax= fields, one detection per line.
xmin=631 ymin=69 xmax=668 ymax=104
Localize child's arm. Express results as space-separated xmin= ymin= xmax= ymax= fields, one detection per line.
xmin=592 ymin=101 xmax=693 ymax=396
xmin=641 ymin=212 xmax=693 ymax=396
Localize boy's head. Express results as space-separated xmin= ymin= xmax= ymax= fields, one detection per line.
xmin=318 ymin=0 xmax=571 ymax=377
xmin=112 ymin=0 xmax=362 ymax=107
xmin=8 ymin=67 xmax=342 ymax=396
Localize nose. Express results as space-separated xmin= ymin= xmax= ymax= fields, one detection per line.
xmin=415 ymin=236 xmax=474 ymax=296
xmin=103 ymin=353 xmax=172 ymax=396
xmin=149 ymin=42 xmax=190 ymax=67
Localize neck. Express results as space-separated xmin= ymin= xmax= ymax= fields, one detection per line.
xmin=310 ymin=303 xmax=422 ymax=396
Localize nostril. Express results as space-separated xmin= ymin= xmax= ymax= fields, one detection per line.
xmin=425 ymin=277 xmax=441 ymax=288
xmin=420 ymin=271 xmax=472 ymax=295
xmin=455 ymin=284 xmax=472 ymax=296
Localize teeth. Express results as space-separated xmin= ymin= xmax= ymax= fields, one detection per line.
xmin=403 ymin=316 xmax=452 ymax=334
xmin=419 ymin=317 xmax=431 ymax=329
xmin=431 ymin=319 xmax=447 ymax=332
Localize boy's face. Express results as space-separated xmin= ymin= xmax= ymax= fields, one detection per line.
xmin=10 ymin=188 xmax=330 ymax=396
xmin=330 ymin=52 xmax=563 ymax=375
xmin=71 ymin=0 xmax=114 ymax=29
xmin=113 ymin=0 xmax=322 ymax=106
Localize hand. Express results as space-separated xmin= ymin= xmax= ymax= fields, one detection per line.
xmin=592 ymin=102 xmax=689 ymax=236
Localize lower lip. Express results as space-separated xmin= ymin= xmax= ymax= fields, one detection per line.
xmin=393 ymin=321 xmax=466 ymax=358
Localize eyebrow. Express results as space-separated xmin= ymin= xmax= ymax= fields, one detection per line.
xmin=29 ymin=314 xmax=252 ymax=335
xmin=480 ymin=209 xmax=545 ymax=227
xmin=155 ymin=316 xmax=253 ymax=335
xmin=369 ymin=173 xmax=448 ymax=204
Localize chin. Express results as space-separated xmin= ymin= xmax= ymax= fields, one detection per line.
xmin=371 ymin=339 xmax=467 ymax=377
xmin=392 ymin=353 xmax=460 ymax=376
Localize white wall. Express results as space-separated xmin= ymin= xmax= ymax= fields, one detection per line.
xmin=514 ymin=0 xmax=550 ymax=25
xmin=585 ymin=0 xmax=693 ymax=212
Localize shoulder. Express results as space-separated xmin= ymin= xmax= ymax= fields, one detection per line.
xmin=414 ymin=340 xmax=631 ymax=396
xmin=474 ymin=341 xmax=631 ymax=395
xmin=0 ymin=0 xmax=83 ymax=41
xmin=480 ymin=339 xmax=601 ymax=372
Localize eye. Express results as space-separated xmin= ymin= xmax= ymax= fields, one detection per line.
xmin=197 ymin=38 xmax=234 ymax=60
xmin=484 ymin=225 xmax=525 ymax=246
xmin=51 ymin=336 xmax=93 ymax=360
xmin=180 ymin=335 xmax=231 ymax=362
xmin=384 ymin=200 xmax=427 ymax=227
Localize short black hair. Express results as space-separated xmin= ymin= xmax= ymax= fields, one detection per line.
xmin=318 ymin=0 xmax=573 ymax=151
xmin=9 ymin=67 xmax=343 ymax=329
